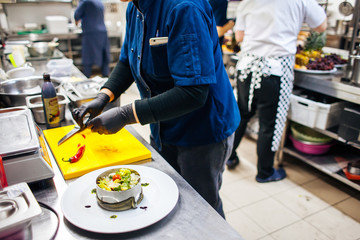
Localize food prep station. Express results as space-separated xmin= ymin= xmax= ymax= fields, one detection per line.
xmin=1 ymin=0 xmax=360 ymax=238
xmin=0 ymin=53 xmax=244 ymax=239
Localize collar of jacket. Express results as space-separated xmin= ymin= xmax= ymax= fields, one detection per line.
xmin=135 ymin=0 xmax=154 ymax=13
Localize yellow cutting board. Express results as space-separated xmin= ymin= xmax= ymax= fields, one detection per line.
xmin=43 ymin=125 xmax=151 ymax=180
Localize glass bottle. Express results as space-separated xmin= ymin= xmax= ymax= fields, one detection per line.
xmin=41 ymin=73 xmax=60 ymax=128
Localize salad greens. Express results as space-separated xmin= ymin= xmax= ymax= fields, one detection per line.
xmin=97 ymin=168 xmax=140 ymax=191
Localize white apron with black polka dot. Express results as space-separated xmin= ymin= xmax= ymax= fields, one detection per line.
xmin=235 ymin=53 xmax=295 ymax=151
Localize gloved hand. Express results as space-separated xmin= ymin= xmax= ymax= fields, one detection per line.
xmin=87 ymin=104 xmax=137 ymax=134
xmin=72 ymin=92 xmax=110 ymax=129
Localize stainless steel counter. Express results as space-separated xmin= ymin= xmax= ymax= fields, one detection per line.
xmin=28 ymin=126 xmax=243 ymax=240
xmin=293 ymin=70 xmax=360 ymax=104
xmin=6 ymin=31 xmax=121 ymax=42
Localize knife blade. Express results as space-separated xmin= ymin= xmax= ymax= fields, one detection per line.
xmin=58 ymin=126 xmax=84 ymax=146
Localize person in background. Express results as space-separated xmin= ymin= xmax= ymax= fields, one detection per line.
xmin=74 ymin=0 xmax=110 ymax=78
xmin=226 ymin=0 xmax=327 ymax=183
xmin=73 ymin=0 xmax=240 ymax=218
xmin=209 ymin=0 xmax=235 ymax=47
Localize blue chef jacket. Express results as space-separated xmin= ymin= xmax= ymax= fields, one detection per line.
xmin=74 ymin=0 xmax=110 ymax=69
xmin=121 ymin=0 xmax=240 ymax=148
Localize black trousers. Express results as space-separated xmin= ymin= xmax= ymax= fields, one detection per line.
xmin=150 ymin=134 xmax=234 ymax=218
xmin=229 ymin=73 xmax=281 ymax=179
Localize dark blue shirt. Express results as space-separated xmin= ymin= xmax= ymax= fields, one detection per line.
xmin=74 ymin=0 xmax=107 ymax=34
xmin=209 ymin=0 xmax=229 ymax=27
xmin=120 ymin=0 xmax=240 ymax=147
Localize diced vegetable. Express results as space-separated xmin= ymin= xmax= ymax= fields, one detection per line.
xmin=97 ymin=168 xmax=140 ymax=191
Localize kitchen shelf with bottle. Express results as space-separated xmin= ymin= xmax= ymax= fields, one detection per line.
xmin=278 ymin=70 xmax=360 ymax=191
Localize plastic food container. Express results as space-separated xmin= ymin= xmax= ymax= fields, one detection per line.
xmin=288 ymin=90 xmax=345 ymax=130
xmin=289 ymin=134 xmax=333 ymax=155
xmin=46 ymin=59 xmax=73 ymax=77
xmin=45 ymin=16 xmax=69 ymax=34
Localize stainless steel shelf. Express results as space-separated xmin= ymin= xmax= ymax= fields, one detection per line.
xmin=283 ymin=145 xmax=360 ymax=191
xmin=278 ymin=70 xmax=360 ymax=192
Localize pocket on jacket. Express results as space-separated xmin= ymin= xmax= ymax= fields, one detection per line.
xmin=150 ymin=44 xmax=171 ymax=77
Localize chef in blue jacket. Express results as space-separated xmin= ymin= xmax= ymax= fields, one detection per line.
xmin=73 ymin=0 xmax=240 ymax=218
xmin=74 ymin=0 xmax=110 ymax=78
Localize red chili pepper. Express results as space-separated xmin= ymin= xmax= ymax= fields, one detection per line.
xmin=82 ymin=134 xmax=86 ymax=139
xmin=62 ymin=145 xmax=86 ymax=163
xmin=77 ymin=143 xmax=81 ymax=148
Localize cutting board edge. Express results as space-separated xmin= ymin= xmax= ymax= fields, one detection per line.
xmin=62 ymin=155 xmax=153 ymax=180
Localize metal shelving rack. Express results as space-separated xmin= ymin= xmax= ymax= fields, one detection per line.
xmin=277 ymin=71 xmax=360 ymax=191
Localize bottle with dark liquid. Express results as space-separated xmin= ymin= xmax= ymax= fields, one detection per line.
xmin=41 ymin=73 xmax=60 ymax=128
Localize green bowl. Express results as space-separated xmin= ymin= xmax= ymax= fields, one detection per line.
xmin=290 ymin=122 xmax=332 ymax=144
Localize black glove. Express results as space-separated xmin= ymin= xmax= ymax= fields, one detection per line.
xmin=72 ymin=92 xmax=110 ymax=129
xmin=87 ymin=104 xmax=137 ymax=134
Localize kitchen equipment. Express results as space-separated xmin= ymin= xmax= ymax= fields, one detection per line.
xmin=335 ymin=20 xmax=349 ymax=35
xmin=63 ymin=79 xmax=120 ymax=110
xmin=0 ymin=76 xmax=63 ymax=107
xmin=350 ymin=48 xmax=360 ymax=85
xmin=6 ymin=66 xmax=35 ymax=79
xmin=43 ymin=125 xmax=151 ymax=180
xmin=290 ymin=122 xmax=333 ymax=144
xmin=288 ymin=89 xmax=345 ymax=130
xmin=289 ymin=134 xmax=333 ymax=155
xmin=0 ymin=107 xmax=54 ymax=185
xmin=339 ymin=1 xmax=354 ymax=16
xmin=26 ymin=41 xmax=59 ymax=57
xmin=348 ymin=160 xmax=360 ymax=175
xmin=57 ymin=125 xmax=85 ymax=146
xmin=46 ymin=59 xmax=73 ymax=77
xmin=338 ymin=105 xmax=360 ymax=144
xmin=26 ymin=93 xmax=69 ymax=124
xmin=0 ymin=182 xmax=42 ymax=239
xmin=58 ymin=107 xmax=89 ymax=146
xmin=45 ymin=16 xmax=69 ymax=34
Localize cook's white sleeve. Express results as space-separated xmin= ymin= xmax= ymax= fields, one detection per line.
xmin=234 ymin=2 xmax=245 ymax=31
xmin=304 ymin=0 xmax=326 ymax=28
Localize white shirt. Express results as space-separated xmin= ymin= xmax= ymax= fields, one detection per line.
xmin=234 ymin=0 xmax=326 ymax=57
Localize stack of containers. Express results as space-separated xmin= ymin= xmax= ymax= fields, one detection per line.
xmin=289 ymin=122 xmax=333 ymax=155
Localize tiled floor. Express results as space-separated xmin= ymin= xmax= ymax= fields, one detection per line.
xmin=120 ymin=83 xmax=360 ymax=240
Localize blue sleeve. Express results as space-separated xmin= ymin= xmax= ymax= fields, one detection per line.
xmin=74 ymin=0 xmax=87 ymax=21
xmin=166 ymin=3 xmax=216 ymax=86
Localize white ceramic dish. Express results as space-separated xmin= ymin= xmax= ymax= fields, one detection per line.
xmin=61 ymin=165 xmax=179 ymax=234
xmin=294 ymin=68 xmax=337 ymax=74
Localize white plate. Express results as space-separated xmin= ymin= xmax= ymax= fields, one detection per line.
xmin=294 ymin=67 xmax=337 ymax=74
xmin=334 ymin=64 xmax=347 ymax=68
xmin=61 ymin=165 xmax=179 ymax=234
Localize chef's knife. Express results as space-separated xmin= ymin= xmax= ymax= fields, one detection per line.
xmin=57 ymin=125 xmax=84 ymax=146
xmin=58 ymin=107 xmax=89 ymax=146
